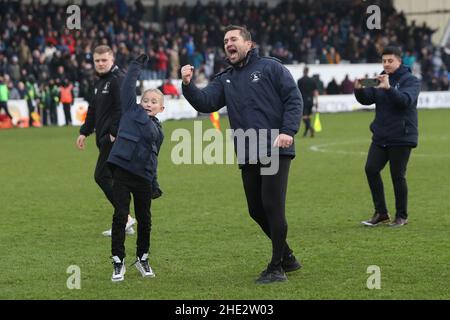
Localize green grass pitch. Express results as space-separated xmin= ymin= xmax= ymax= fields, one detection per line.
xmin=0 ymin=109 xmax=449 ymax=299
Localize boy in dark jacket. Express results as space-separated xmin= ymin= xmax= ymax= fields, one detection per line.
xmin=354 ymin=46 xmax=421 ymax=228
xmin=108 ymin=54 xmax=165 ymax=282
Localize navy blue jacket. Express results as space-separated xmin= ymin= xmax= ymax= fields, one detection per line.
xmin=107 ymin=60 xmax=164 ymax=183
xmin=355 ymin=65 xmax=421 ymax=147
xmin=182 ymin=49 xmax=303 ymax=163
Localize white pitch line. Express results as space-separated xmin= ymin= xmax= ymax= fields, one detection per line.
xmin=309 ymin=139 xmax=450 ymax=158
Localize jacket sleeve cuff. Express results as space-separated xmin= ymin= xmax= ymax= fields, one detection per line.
xmin=79 ymin=128 xmax=90 ymax=136
xmin=280 ymin=128 xmax=296 ymax=137
xmin=181 ymin=81 xmax=196 ymax=99
xmin=181 ymin=81 xmax=193 ymax=90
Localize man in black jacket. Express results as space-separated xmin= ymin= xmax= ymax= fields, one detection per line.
xmin=181 ymin=25 xmax=303 ymax=284
xmin=75 ymin=45 xmax=136 ymax=235
xmin=354 ymin=46 xmax=421 ymax=227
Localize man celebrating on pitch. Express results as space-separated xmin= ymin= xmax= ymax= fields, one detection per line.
xmin=181 ymin=25 xmax=303 ymax=284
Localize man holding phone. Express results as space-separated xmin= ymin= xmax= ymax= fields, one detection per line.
xmin=354 ymin=46 xmax=421 ymax=227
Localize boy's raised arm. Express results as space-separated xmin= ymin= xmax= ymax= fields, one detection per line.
xmin=121 ymin=54 xmax=149 ymax=112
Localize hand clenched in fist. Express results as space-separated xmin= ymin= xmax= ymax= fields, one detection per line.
xmin=181 ymin=65 xmax=194 ymax=85
xmin=136 ymin=53 xmax=149 ymax=65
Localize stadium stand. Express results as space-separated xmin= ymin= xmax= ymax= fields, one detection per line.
xmin=0 ymin=0 xmax=448 ymax=125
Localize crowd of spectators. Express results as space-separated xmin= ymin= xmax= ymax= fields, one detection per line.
xmin=0 ymin=0 xmax=448 ymax=115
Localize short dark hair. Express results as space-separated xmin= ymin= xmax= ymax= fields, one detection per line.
xmin=223 ymin=25 xmax=252 ymax=42
xmin=94 ymin=45 xmax=114 ymax=56
xmin=382 ymin=46 xmax=402 ymax=59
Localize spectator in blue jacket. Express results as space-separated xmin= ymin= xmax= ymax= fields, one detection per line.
xmin=107 ymin=54 xmax=165 ymax=282
xmin=355 ymin=46 xmax=421 ymax=228
xmin=181 ymin=25 xmax=303 ymax=284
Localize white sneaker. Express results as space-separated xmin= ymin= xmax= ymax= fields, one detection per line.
xmin=102 ymin=226 xmax=135 ymax=237
xmin=134 ymin=253 xmax=155 ymax=278
xmin=126 ymin=217 xmax=136 ymax=230
xmin=111 ymin=256 xmax=126 ymax=282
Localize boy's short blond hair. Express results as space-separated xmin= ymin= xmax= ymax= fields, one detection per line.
xmin=142 ymin=88 xmax=164 ymax=106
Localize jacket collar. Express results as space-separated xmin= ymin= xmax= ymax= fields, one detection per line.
xmin=381 ymin=64 xmax=411 ymax=80
xmin=150 ymin=115 xmax=162 ymax=128
xmin=98 ymin=65 xmax=119 ymax=78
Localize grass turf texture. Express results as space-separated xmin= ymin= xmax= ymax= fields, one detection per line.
xmin=0 ymin=109 xmax=449 ymax=299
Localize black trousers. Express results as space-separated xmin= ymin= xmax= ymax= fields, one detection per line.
xmin=27 ymin=99 xmax=34 ymax=127
xmin=41 ymin=105 xmax=58 ymax=126
xmin=0 ymin=101 xmax=12 ymax=119
xmin=111 ymin=166 xmax=152 ymax=259
xmin=62 ymin=103 xmax=72 ymax=125
xmin=41 ymin=107 xmax=50 ymax=126
xmin=94 ymin=141 xmax=115 ymax=207
xmin=365 ymin=143 xmax=412 ymax=219
xmin=241 ymin=156 xmax=293 ymax=268
xmin=49 ymin=103 xmax=57 ymax=125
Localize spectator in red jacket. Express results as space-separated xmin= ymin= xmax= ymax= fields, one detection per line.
xmin=155 ymin=47 xmax=168 ymax=80
xmin=160 ymin=79 xmax=180 ymax=98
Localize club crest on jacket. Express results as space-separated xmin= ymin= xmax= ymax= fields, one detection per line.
xmin=102 ymin=82 xmax=110 ymax=94
xmin=250 ymin=71 xmax=262 ymax=82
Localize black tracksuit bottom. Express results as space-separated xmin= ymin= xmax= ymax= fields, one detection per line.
xmin=365 ymin=143 xmax=412 ymax=219
xmin=241 ymin=156 xmax=294 ymax=269
xmin=111 ymin=166 xmax=152 ymax=259
xmin=95 ymin=141 xmax=115 ymax=207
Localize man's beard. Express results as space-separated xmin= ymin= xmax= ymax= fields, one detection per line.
xmin=228 ymin=51 xmax=247 ymax=67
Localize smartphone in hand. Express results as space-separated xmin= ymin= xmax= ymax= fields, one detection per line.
xmin=360 ymin=78 xmax=380 ymax=88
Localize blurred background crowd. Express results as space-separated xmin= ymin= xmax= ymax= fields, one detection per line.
xmin=0 ymin=0 xmax=449 ymax=121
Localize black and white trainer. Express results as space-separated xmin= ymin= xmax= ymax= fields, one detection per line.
xmin=134 ymin=253 xmax=155 ymax=278
xmin=111 ymin=256 xmax=126 ymax=282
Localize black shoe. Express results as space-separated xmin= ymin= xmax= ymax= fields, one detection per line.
xmin=282 ymin=254 xmax=302 ymax=272
xmin=361 ymin=212 xmax=390 ymax=226
xmin=255 ymin=265 xmax=287 ymax=284
xmin=389 ymin=217 xmax=408 ymax=227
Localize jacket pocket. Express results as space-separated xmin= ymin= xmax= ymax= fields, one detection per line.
xmin=114 ymin=132 xmax=140 ymax=161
